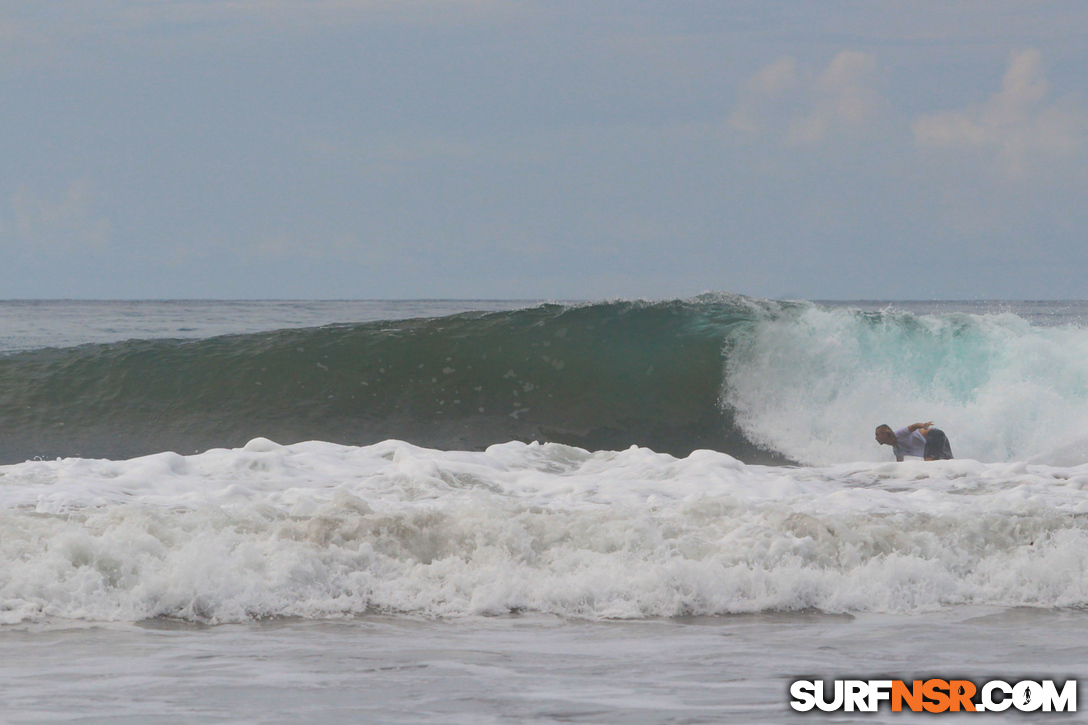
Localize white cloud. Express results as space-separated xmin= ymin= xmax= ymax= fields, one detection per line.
xmin=912 ymin=49 xmax=1085 ymax=175
xmin=730 ymin=51 xmax=885 ymax=144
xmin=728 ymin=57 xmax=798 ymax=134
xmin=787 ymin=51 xmax=883 ymax=144
xmin=2 ymin=180 xmax=113 ymax=258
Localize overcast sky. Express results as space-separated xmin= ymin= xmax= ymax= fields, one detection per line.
xmin=1 ymin=1 xmax=1086 ymax=300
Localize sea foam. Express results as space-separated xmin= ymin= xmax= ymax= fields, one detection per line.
xmin=2 ymin=439 xmax=1087 ymax=624
xmin=725 ymin=304 xmax=1088 ymax=465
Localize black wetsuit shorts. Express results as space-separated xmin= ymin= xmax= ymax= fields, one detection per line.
xmin=924 ymin=428 xmax=953 ymax=460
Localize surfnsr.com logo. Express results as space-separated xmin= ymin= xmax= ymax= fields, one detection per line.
xmin=790 ymin=679 xmax=1076 ymax=713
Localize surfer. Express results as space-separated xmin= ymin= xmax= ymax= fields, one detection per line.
xmin=875 ymin=422 xmax=953 ymax=461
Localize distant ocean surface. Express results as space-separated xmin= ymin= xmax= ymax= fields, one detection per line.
xmin=2 ymin=297 xmax=1087 ymax=723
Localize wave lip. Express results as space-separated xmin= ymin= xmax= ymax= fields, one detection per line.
xmin=2 ymin=439 xmax=1088 ymax=624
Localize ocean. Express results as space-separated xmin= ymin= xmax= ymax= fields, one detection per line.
xmin=1 ymin=297 xmax=1086 ymax=722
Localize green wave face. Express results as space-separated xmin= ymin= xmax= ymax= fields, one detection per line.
xmin=0 ymin=296 xmax=794 ymax=464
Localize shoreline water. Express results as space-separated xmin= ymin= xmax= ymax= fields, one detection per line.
xmin=3 ymin=608 xmax=1084 ymax=723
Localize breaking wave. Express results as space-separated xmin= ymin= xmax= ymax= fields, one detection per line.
xmin=2 ymin=439 xmax=1087 ymax=623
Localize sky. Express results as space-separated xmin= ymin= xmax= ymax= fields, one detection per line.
xmin=0 ymin=0 xmax=1086 ymax=300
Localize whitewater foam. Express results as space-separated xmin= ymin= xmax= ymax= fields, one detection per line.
xmin=724 ymin=304 xmax=1088 ymax=465
xmin=3 ymin=438 xmax=1088 ymax=624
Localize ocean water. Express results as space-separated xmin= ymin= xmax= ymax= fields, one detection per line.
xmin=2 ymin=297 xmax=1087 ymax=723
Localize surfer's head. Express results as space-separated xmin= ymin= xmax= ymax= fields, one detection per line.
xmin=875 ymin=424 xmax=895 ymax=446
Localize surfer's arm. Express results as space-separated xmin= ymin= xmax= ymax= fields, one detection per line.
xmin=907 ymin=421 xmax=933 ymax=433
